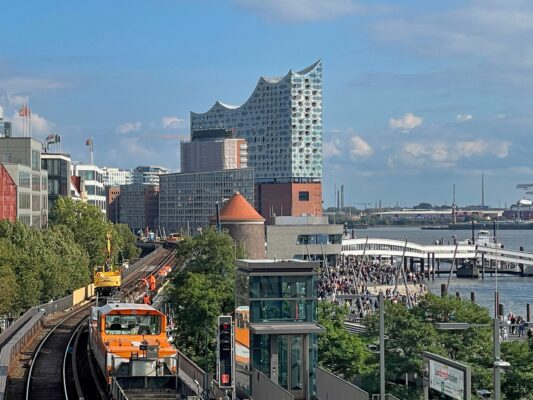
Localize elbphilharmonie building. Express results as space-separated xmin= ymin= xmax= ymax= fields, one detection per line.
xmin=190 ymin=61 xmax=323 ymax=220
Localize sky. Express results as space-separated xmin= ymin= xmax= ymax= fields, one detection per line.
xmin=1 ymin=0 xmax=533 ymax=208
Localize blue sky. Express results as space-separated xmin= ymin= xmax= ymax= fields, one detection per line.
xmin=1 ymin=0 xmax=533 ymax=208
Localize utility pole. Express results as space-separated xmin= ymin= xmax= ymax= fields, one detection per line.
xmin=493 ymin=317 xmax=501 ymax=400
xmin=379 ymin=291 xmax=385 ymax=399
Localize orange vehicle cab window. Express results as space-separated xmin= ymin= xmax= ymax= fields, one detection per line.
xmin=104 ymin=314 xmax=162 ymax=335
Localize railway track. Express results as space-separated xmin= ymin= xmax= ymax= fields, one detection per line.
xmin=25 ymin=303 xmax=92 ymax=400
xmin=20 ymin=246 xmax=177 ymax=400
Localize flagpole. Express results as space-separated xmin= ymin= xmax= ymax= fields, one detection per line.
xmin=28 ymin=107 xmax=32 ymax=138
xmin=91 ymin=139 xmax=94 ymax=165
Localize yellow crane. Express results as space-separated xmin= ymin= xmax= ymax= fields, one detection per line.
xmin=94 ymin=232 xmax=122 ymax=295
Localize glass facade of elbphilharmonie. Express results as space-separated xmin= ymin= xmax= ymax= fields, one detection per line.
xmin=190 ymin=61 xmax=322 ymax=184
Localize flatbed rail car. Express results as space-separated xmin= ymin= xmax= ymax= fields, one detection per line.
xmin=89 ymin=303 xmax=177 ymax=384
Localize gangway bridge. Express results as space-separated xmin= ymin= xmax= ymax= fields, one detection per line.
xmin=342 ymin=238 xmax=533 ymax=276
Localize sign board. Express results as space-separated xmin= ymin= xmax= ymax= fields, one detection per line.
xmin=422 ymin=352 xmax=471 ymax=400
xmin=429 ymin=359 xmax=465 ymax=399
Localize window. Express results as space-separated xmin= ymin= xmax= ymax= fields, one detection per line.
xmin=31 ymin=150 xmax=40 ymax=170
xmin=298 ymin=191 xmax=309 ymax=201
xmin=19 ymin=172 xmax=30 ymax=188
xmin=19 ymin=193 xmax=31 ymax=209
xmin=105 ymin=314 xmax=162 ymax=335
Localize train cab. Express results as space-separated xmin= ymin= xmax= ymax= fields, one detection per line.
xmin=89 ymin=303 xmax=177 ymax=383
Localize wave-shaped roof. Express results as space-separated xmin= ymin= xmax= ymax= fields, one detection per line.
xmin=192 ymin=60 xmax=321 ymax=115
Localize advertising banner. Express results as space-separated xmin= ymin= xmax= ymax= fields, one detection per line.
xmin=429 ymin=359 xmax=465 ymax=400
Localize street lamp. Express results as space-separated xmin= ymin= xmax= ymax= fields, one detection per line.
xmin=435 ymin=319 xmax=510 ymax=400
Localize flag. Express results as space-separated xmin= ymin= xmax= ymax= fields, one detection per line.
xmin=55 ymin=134 xmax=61 ymax=143
xmin=46 ymin=134 xmax=55 ymax=142
xmin=18 ymin=105 xmax=28 ymax=117
xmin=85 ymin=137 xmax=93 ymax=146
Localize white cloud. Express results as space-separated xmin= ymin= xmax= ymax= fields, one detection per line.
xmin=389 ymin=112 xmax=423 ymax=132
xmin=457 ymin=140 xmax=487 ymax=156
xmin=396 ymin=139 xmax=511 ymax=167
xmin=456 ymin=114 xmax=473 ymax=122
xmin=350 ymin=135 xmax=373 ymax=158
xmin=116 ymin=121 xmax=142 ymax=134
xmin=6 ymin=93 xmax=30 ymax=106
xmin=0 ymin=77 xmax=65 ymax=93
xmin=323 ymin=140 xmax=341 ymax=158
xmin=11 ymin=112 xmax=55 ymax=136
xmin=492 ymin=141 xmax=511 ymax=158
xmin=161 ymin=116 xmax=186 ymax=129
xmin=233 ymin=0 xmax=361 ymax=21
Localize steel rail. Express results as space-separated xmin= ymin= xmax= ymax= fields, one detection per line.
xmin=25 ymin=303 xmax=92 ymax=400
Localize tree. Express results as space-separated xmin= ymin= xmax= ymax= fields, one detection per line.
xmin=318 ymin=301 xmax=371 ymax=381
xmin=114 ymin=223 xmax=140 ymax=261
xmin=166 ymin=228 xmax=237 ymax=370
xmin=363 ymin=294 xmax=493 ymax=397
xmin=500 ymin=339 xmax=533 ymax=399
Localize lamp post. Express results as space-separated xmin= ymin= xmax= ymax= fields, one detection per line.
xmin=379 ymin=291 xmax=385 ymax=399
xmin=435 ymin=320 xmax=509 ymax=400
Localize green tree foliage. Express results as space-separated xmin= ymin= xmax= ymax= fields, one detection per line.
xmin=0 ymin=198 xmax=138 ymax=315
xmin=499 ymin=339 xmax=533 ymax=399
xmin=363 ymin=294 xmax=494 ymax=398
xmin=166 ymin=228 xmax=237 ymax=370
xmin=50 ymin=197 xmax=138 ymax=267
xmin=318 ymin=301 xmax=371 ymax=381
xmin=114 ymin=223 xmax=140 ymax=261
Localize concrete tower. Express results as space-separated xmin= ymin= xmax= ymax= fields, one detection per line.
xmin=219 ymin=192 xmax=265 ymax=259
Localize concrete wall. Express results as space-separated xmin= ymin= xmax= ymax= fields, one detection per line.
xmin=316 ymin=367 xmax=369 ymax=400
xmin=250 ymin=369 xmax=294 ymax=400
xmin=223 ymin=222 xmax=265 ymax=259
xmin=266 ymin=223 xmax=342 ymax=260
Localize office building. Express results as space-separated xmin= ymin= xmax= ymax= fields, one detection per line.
xmin=0 ymin=163 xmax=17 ymax=222
xmin=133 ymin=165 xmax=170 ymax=185
xmin=0 ymin=111 xmax=12 ymax=138
xmin=235 ymin=259 xmax=324 ymax=400
xmin=102 ymin=167 xmax=133 ymax=186
xmin=72 ymin=163 xmax=106 ymax=213
xmin=181 ymin=128 xmax=248 ymax=173
xmin=119 ymin=184 xmax=159 ymax=233
xmin=41 ymin=153 xmax=72 ymax=213
xmin=0 ymin=137 xmax=48 ymax=227
xmin=106 ymin=186 xmax=121 ymax=223
xmin=191 ymin=61 xmax=323 ymax=221
xmin=266 ymin=216 xmax=342 ymax=264
xmin=159 ymin=168 xmax=254 ymax=234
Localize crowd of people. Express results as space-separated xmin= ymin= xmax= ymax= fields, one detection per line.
xmin=318 ymin=255 xmax=429 ymax=318
xmin=501 ymin=311 xmax=531 ymax=340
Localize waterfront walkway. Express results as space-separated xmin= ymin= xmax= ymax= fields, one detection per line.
xmin=341 ymin=237 xmax=533 ymax=274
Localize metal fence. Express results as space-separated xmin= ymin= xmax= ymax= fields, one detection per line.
xmin=250 ymin=368 xmax=294 ymax=400
xmin=371 ymin=394 xmax=401 ymax=400
xmin=176 ymin=349 xmax=207 ymax=396
xmin=317 ymin=367 xmax=369 ymax=400
xmin=0 ymin=283 xmax=94 ymax=400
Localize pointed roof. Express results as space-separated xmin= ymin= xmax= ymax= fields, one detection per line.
xmin=219 ymin=192 xmax=265 ymax=223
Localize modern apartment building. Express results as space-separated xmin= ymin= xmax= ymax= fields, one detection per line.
xmin=41 ymin=153 xmax=72 ymax=213
xmin=159 ymin=168 xmax=254 ymax=234
xmin=71 ymin=163 xmax=106 ymax=213
xmin=119 ymin=184 xmax=159 ymax=233
xmin=133 ymin=165 xmax=170 ymax=185
xmin=190 ymin=61 xmax=323 ymax=221
xmin=181 ymin=128 xmax=248 ymax=173
xmin=0 ymin=137 xmax=48 ymax=227
xmin=102 ymin=167 xmax=133 ymax=186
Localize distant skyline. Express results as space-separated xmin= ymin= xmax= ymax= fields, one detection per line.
xmin=1 ymin=0 xmax=533 ymax=207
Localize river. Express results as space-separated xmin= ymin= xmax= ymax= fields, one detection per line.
xmin=352 ymin=226 xmax=533 ymax=318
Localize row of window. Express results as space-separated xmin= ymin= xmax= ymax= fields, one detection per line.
xmin=296 ymin=234 xmax=342 ymax=245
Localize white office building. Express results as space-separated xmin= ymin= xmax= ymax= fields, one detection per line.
xmin=72 ymin=163 xmax=106 ymax=213
xmin=102 ymin=167 xmax=133 ymax=186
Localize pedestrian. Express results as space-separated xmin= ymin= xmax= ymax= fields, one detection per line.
xmin=143 ymin=292 xmax=151 ymax=305
xmin=149 ymin=274 xmax=156 ymax=291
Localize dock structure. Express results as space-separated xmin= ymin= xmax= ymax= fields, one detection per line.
xmin=341 ymin=238 xmax=533 ymax=276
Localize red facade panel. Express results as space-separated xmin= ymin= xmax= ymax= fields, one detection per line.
xmin=256 ymin=182 xmax=323 ymax=224
xmin=0 ymin=164 xmax=17 ymax=222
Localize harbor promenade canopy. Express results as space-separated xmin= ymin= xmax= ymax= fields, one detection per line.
xmin=342 ymin=238 xmax=533 ymax=266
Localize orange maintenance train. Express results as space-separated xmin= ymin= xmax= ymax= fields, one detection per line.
xmin=89 ymin=302 xmax=177 ymax=383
